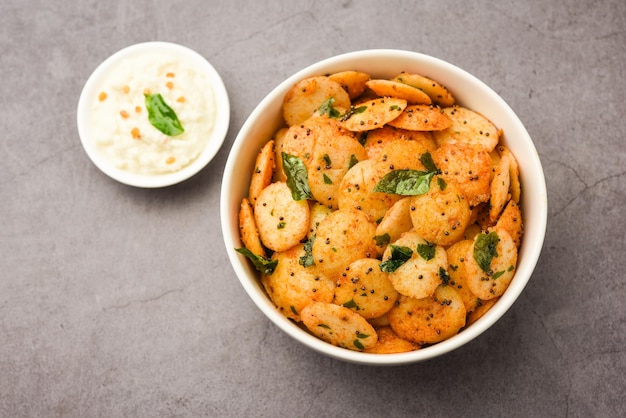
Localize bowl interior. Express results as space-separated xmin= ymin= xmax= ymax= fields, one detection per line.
xmin=221 ymin=49 xmax=547 ymax=365
xmin=77 ymin=41 xmax=230 ymax=188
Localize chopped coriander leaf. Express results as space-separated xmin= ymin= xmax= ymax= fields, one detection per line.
xmin=319 ymin=98 xmax=341 ymax=118
xmin=322 ymin=154 xmax=332 ymax=167
xmin=439 ymin=267 xmax=451 ymax=285
xmin=340 ymin=105 xmax=367 ymax=121
xmin=299 ymin=235 xmax=315 ymax=267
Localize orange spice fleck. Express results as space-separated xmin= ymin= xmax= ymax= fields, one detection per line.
xmin=176 ymin=96 xmax=186 ymax=103
xmin=166 ymin=72 xmax=175 ymax=78
xmin=166 ymin=156 xmax=176 ymax=165
xmin=143 ymin=88 xmax=151 ymax=95
xmin=120 ymin=110 xmax=129 ymax=118
xmin=122 ymin=85 xmax=130 ymax=94
xmin=166 ymin=81 xmax=174 ymax=90
xmin=131 ymin=127 xmax=141 ymax=139
xmin=98 ymin=92 xmax=107 ymax=102
xmin=135 ymin=106 xmax=142 ymax=113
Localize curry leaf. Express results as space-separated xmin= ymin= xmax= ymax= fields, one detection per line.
xmin=492 ymin=270 xmax=506 ymax=280
xmin=380 ymin=245 xmax=413 ymax=273
xmin=144 ymin=93 xmax=184 ymax=136
xmin=374 ymin=233 xmax=391 ymax=247
xmin=373 ymin=169 xmax=436 ymax=196
xmin=417 ymin=243 xmax=436 ymax=261
xmin=473 ymin=231 xmax=500 ymax=272
xmin=342 ymin=299 xmax=359 ymax=310
xmin=437 ymin=177 xmax=447 ymax=191
xmin=282 ymin=152 xmax=312 ymax=201
xmin=235 ymin=248 xmax=278 ymax=275
xmin=420 ymin=152 xmax=438 ymax=172
xmin=348 ymin=154 xmax=359 ymax=170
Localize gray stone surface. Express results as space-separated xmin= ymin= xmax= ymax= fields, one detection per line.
xmin=1 ymin=0 xmax=624 ymax=416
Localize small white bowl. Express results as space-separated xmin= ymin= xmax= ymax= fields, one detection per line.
xmin=220 ymin=49 xmax=547 ymax=365
xmin=77 ymin=42 xmax=230 ymax=188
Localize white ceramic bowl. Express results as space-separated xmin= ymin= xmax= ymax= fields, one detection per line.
xmin=77 ymin=42 xmax=230 ymax=188
xmin=221 ymin=49 xmax=547 ymax=365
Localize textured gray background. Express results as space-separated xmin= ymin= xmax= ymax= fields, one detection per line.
xmin=1 ymin=0 xmax=625 ymax=417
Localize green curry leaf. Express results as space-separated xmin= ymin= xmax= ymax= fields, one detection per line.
xmin=420 ymin=152 xmax=438 ymax=173
xmin=380 ymin=245 xmax=413 ymax=273
xmin=473 ymin=231 xmax=500 ymax=272
xmin=144 ymin=93 xmax=184 ymax=136
xmin=235 ymin=247 xmax=278 ymax=275
xmin=437 ymin=177 xmax=447 ymax=191
xmin=353 ymin=339 xmax=365 ymax=350
xmin=417 ymin=243 xmax=436 ymax=261
xmin=374 ymin=233 xmax=391 ymax=247
xmin=342 ymin=299 xmax=359 ymax=310
xmin=373 ymin=169 xmax=436 ymax=196
xmin=348 ymin=154 xmax=359 ymax=170
xmin=492 ymin=270 xmax=506 ymax=280
xmin=282 ymin=152 xmax=312 ymax=201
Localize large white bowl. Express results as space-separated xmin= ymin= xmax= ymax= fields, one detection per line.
xmin=220 ymin=49 xmax=547 ymax=365
xmin=77 ymin=41 xmax=230 ymax=188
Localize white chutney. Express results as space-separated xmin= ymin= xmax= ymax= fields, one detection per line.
xmin=89 ymin=50 xmax=216 ymax=175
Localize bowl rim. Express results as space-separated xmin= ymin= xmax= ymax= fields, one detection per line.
xmin=221 ymin=48 xmax=547 ymax=365
xmin=77 ymin=41 xmax=230 ymax=188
